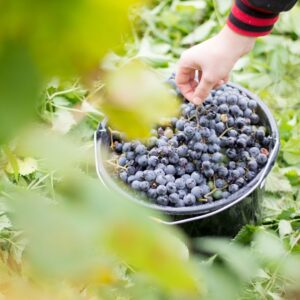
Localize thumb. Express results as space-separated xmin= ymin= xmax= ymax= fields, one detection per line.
xmin=192 ymin=75 xmax=216 ymax=105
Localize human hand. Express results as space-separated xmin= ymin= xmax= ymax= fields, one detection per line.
xmin=175 ymin=25 xmax=256 ymax=105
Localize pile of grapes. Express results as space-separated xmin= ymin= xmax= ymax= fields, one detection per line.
xmin=111 ymin=84 xmax=272 ymax=208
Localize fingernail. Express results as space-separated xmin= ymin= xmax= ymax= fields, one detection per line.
xmin=193 ymin=97 xmax=202 ymax=105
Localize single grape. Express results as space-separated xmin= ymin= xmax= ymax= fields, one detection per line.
xmin=183 ymin=194 xmax=196 ymax=205
xmin=176 ymin=166 xmax=186 ymax=176
xmin=135 ymin=144 xmax=146 ymax=155
xmin=156 ymin=175 xmax=167 ymax=186
xmin=135 ymin=171 xmax=144 ymax=181
xmin=122 ymin=142 xmax=132 ymax=152
xmin=248 ymin=159 xmax=258 ymax=171
xmin=169 ymin=152 xmax=180 ymax=164
xmin=127 ymin=175 xmax=136 ymax=184
xmin=228 ymin=184 xmax=239 ymax=193
xmin=228 ymin=129 xmax=238 ymax=137
xmin=119 ymin=171 xmax=128 ymax=182
xmin=165 ymin=165 xmax=176 ymax=175
xmin=165 ymin=174 xmax=175 ymax=183
xmin=127 ymin=166 xmax=136 ymax=176
xmin=191 ymin=186 xmax=203 ymax=198
xmin=169 ymin=193 xmax=180 ymax=204
xmin=179 ymin=157 xmax=188 ymax=167
xmin=250 ymin=113 xmax=260 ymax=124
xmin=204 ymin=168 xmax=214 ymax=177
xmin=118 ymin=156 xmax=127 ymax=167
xmin=147 ymin=188 xmax=157 ymax=199
xmin=249 ymin=147 xmax=260 ymax=157
xmin=144 ymin=170 xmax=156 ymax=182
xmin=148 ymin=156 xmax=159 ymax=167
xmin=156 ymin=196 xmax=169 ymax=206
xmin=191 ymin=171 xmax=203 ymax=184
xmin=226 ymin=148 xmax=237 ymax=159
xmin=157 ymin=185 xmax=167 ymax=195
xmin=176 ymin=119 xmax=185 ymax=131
xmin=236 ymin=138 xmax=247 ymax=148
xmin=213 ymin=190 xmax=223 ymax=200
xmin=114 ymin=142 xmax=123 ymax=154
xmin=248 ymin=99 xmax=257 ymax=110
xmin=131 ymin=181 xmax=141 ymax=190
xmin=212 ymin=152 xmax=223 ymax=163
xmin=140 ymin=181 xmax=150 ymax=192
xmin=238 ymin=97 xmax=247 ymax=110
xmin=236 ymin=177 xmax=245 ymax=187
xmin=217 ymin=166 xmax=228 ymax=178
xmin=215 ymin=179 xmax=225 ymax=189
xmin=184 ymin=126 xmax=195 ymax=139
xmin=257 ymin=153 xmax=267 ymax=165
xmin=166 ymin=182 xmax=177 ymax=193
xmin=186 ymin=178 xmax=196 ymax=190
xmin=137 ymin=155 xmax=148 ymax=167
xmin=218 ymin=104 xmax=229 ymax=114
xmin=177 ymin=145 xmax=188 ymax=157
xmin=175 ymin=178 xmax=185 ymax=190
xmin=185 ymin=162 xmax=195 ymax=174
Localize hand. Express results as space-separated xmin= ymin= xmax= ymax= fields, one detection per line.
xmin=175 ymin=25 xmax=256 ymax=105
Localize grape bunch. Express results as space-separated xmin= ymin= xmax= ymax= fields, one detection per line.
xmin=111 ymin=84 xmax=272 ymax=208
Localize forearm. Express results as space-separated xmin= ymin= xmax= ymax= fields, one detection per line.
xmin=227 ymin=0 xmax=297 ymax=37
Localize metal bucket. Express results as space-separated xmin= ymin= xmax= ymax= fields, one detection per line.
xmin=94 ymin=82 xmax=280 ymax=237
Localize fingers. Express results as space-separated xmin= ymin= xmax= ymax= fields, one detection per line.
xmin=175 ymin=66 xmax=198 ymax=101
xmin=191 ymin=74 xmax=230 ymax=105
xmin=192 ymin=75 xmax=216 ymax=105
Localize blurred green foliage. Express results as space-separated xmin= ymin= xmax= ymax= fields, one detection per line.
xmin=102 ymin=60 xmax=179 ymax=139
xmin=0 ymin=1 xmax=300 ymax=300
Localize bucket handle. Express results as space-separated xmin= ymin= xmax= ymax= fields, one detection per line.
xmin=151 ymin=136 xmax=280 ymax=226
xmin=95 ymin=113 xmax=280 ymax=226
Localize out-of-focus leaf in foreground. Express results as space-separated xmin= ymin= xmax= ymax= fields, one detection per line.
xmin=0 ymin=0 xmax=141 ymax=77
xmin=0 ymin=0 xmax=141 ymax=144
xmin=101 ymin=60 xmax=180 ymax=139
xmin=4 ymin=172 xmax=201 ymax=296
xmin=0 ymin=41 xmax=40 ymax=143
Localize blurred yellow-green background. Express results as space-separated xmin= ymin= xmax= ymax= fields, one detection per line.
xmin=0 ymin=1 xmax=300 ymax=299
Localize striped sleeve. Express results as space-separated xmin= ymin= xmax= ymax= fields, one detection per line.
xmin=227 ymin=0 xmax=279 ymax=37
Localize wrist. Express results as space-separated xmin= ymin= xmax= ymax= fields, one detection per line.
xmin=218 ymin=25 xmax=256 ymax=57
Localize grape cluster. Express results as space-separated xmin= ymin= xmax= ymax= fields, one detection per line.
xmin=111 ymin=84 xmax=272 ymax=207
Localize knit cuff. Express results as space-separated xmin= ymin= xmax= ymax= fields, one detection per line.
xmin=227 ymin=0 xmax=279 ymax=37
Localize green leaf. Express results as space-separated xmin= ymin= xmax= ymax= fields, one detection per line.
xmin=278 ymin=220 xmax=293 ymax=238
xmin=214 ymin=0 xmax=231 ymax=15
xmin=281 ymin=167 xmax=300 ymax=186
xmin=174 ymin=1 xmax=207 ymax=12
xmin=233 ymin=225 xmax=261 ymax=245
xmin=254 ymin=230 xmax=287 ymax=261
xmin=7 ymin=173 xmax=201 ymax=295
xmin=262 ymin=192 xmax=299 ymax=221
xmin=197 ymin=238 xmax=259 ymax=282
xmin=181 ymin=20 xmax=217 ymax=45
xmin=265 ymin=168 xmax=293 ymax=193
xmin=282 ymin=137 xmax=300 ymax=165
xmin=0 ymin=214 xmax=11 ymax=232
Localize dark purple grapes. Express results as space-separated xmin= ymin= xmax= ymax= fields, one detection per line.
xmin=112 ymin=84 xmax=272 ymax=207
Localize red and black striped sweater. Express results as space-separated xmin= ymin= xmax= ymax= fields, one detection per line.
xmin=227 ymin=0 xmax=297 ymax=36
